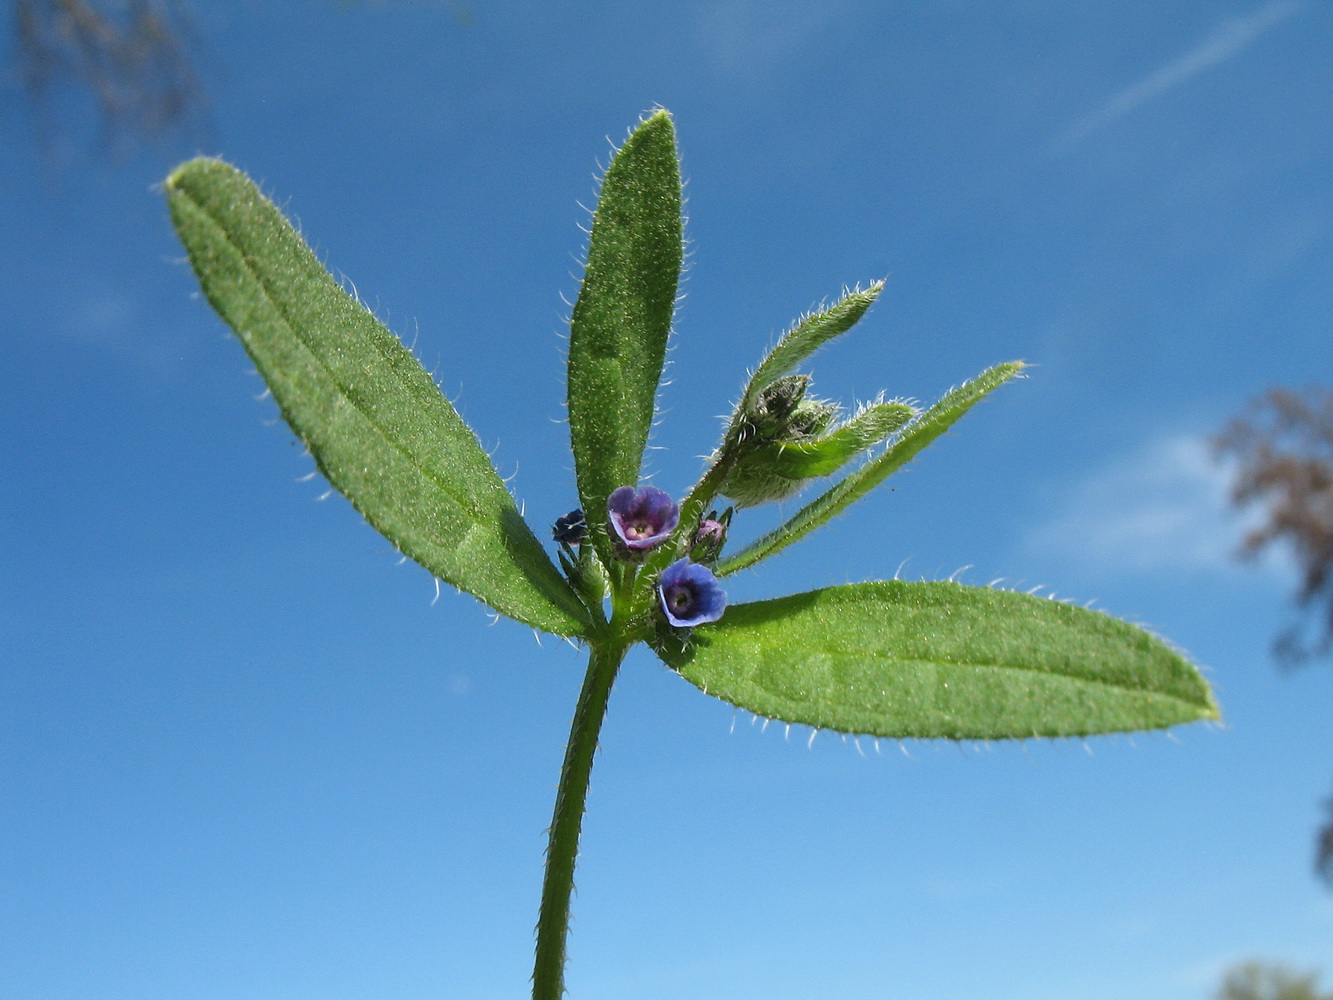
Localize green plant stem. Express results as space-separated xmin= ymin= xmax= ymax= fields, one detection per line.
xmin=532 ymin=636 xmax=630 ymax=1000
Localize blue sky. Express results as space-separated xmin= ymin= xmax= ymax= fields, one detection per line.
xmin=3 ymin=2 xmax=1332 ymax=998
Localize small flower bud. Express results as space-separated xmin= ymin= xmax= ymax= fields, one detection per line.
xmin=552 ymin=508 xmax=587 ymax=545
xmin=785 ymin=397 xmax=839 ymax=438
xmin=690 ymin=509 xmax=730 ymax=562
xmin=744 ymin=375 xmax=811 ymax=438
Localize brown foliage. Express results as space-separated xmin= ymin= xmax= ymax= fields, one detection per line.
xmin=1216 ymin=386 xmax=1333 ymax=666
xmin=1217 ymin=962 xmax=1333 ymax=1000
xmin=1216 ymin=386 xmax=1333 ymax=886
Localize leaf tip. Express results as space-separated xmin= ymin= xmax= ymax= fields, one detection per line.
xmin=165 ymin=156 xmax=218 ymax=191
xmin=623 ymin=107 xmax=677 ymax=152
xmin=641 ymin=106 xmax=674 ymax=128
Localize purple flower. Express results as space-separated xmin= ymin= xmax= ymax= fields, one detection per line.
xmin=607 ymin=485 xmax=679 ymax=552
xmin=658 ymin=558 xmax=727 ymax=627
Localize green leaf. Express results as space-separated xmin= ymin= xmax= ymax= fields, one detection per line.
xmin=656 ymin=581 xmax=1219 ymax=739
xmin=738 ymin=284 xmax=883 ymax=413
xmin=718 ymin=362 xmax=1023 ymax=575
xmin=567 ymin=110 xmax=683 ymax=567
xmin=720 ymin=401 xmax=917 ymax=507
xmin=165 ymin=158 xmax=591 ymax=638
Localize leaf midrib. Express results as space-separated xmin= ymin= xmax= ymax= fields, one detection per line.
xmin=791 ymin=647 xmax=1202 ymax=706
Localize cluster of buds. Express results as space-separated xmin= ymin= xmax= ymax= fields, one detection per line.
xmin=740 ymin=375 xmax=838 ymax=442
xmin=716 ymin=373 xmax=915 ymax=508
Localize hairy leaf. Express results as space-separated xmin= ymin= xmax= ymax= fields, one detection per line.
xmin=739 ymin=284 xmax=883 ymax=413
xmin=567 ymin=110 xmax=683 ymax=568
xmin=166 ymin=158 xmax=591 ymax=637
xmin=656 ymin=581 xmax=1218 ymax=739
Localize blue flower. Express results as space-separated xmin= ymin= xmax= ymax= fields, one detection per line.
xmin=658 ymin=558 xmax=727 ymax=627
xmin=552 ymin=508 xmax=586 ymax=545
xmin=607 ymin=485 xmax=679 ymax=552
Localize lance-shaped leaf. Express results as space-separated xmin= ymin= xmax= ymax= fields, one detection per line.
xmin=720 ymin=401 xmax=917 ymax=507
xmin=718 ymin=362 xmax=1023 ymax=575
xmin=656 ymin=582 xmax=1218 ymax=739
xmin=567 ymin=110 xmax=683 ymax=567
xmin=166 ymin=158 xmax=591 ymax=637
xmin=737 ymin=284 xmax=883 ymax=415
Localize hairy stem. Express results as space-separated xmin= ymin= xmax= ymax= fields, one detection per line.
xmin=532 ymin=637 xmax=629 ymax=999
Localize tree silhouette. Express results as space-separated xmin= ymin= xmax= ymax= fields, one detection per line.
xmin=1217 ymin=961 xmax=1333 ymax=1000
xmin=12 ymin=0 xmax=204 ymax=152
xmin=1216 ymin=386 xmax=1333 ymax=884
xmin=9 ymin=1 xmax=469 ymax=159
xmin=1216 ymin=386 xmax=1333 ymax=666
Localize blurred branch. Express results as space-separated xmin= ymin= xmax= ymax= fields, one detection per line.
xmin=1216 ymin=386 xmax=1333 ymax=667
xmin=1217 ymin=385 xmax=1333 ymax=890
xmin=1319 ymin=792 xmax=1333 ymax=886
xmin=13 ymin=0 xmax=206 ymax=152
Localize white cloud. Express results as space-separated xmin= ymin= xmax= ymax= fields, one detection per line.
xmin=1021 ymin=433 xmax=1290 ymax=581
xmin=1056 ymin=0 xmax=1306 ymax=147
xmin=66 ymin=290 xmax=141 ymax=345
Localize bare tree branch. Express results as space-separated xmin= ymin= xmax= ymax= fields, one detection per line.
xmin=12 ymin=0 xmax=205 ymax=154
